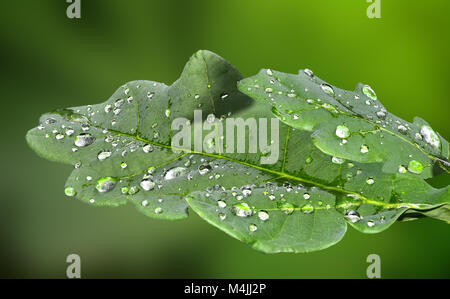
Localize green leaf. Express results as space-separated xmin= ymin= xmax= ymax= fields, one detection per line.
xmin=27 ymin=50 xmax=450 ymax=253
xmin=237 ymin=69 xmax=450 ymax=179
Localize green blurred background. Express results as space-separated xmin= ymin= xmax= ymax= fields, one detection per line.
xmin=1 ymin=0 xmax=449 ymax=278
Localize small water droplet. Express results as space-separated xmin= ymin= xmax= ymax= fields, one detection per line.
xmin=360 ymin=144 xmax=369 ymax=154
xmin=303 ymin=193 xmax=310 ymax=200
xmin=217 ymin=200 xmax=227 ymax=208
xmin=320 ymin=84 xmax=334 ymax=96
xmin=398 ymin=165 xmax=407 ymax=174
xmin=332 ymin=156 xmax=345 ymax=164
xmin=367 ymin=220 xmax=375 ymax=227
xmin=248 ymin=224 xmax=258 ymax=232
xmin=64 ymin=187 xmax=76 ymax=197
xmin=366 ymin=178 xmax=375 ymax=185
xmin=218 ymin=213 xmax=226 ymax=221
xmin=344 ymin=210 xmax=361 ymax=223
xmin=154 ymin=207 xmax=163 ymax=214
xmin=97 ymin=150 xmax=112 ymax=161
xmin=304 ymin=68 xmax=314 ymax=77
xmin=198 ymin=164 xmax=212 ymax=175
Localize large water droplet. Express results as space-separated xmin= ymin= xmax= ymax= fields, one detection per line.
xmin=96 ymin=177 xmax=117 ymax=193
xmin=344 ymin=210 xmax=361 ymax=223
xmin=280 ymin=202 xmax=295 ymax=215
xmin=332 ymin=156 xmax=345 ymax=164
xmin=233 ymin=202 xmax=254 ymax=217
xmin=258 ymin=210 xmax=270 ymax=221
xmin=164 ymin=167 xmax=188 ymax=180
xmin=335 ymin=125 xmax=350 ymax=139
xmin=420 ymin=125 xmax=440 ymax=149
xmin=74 ymin=133 xmax=95 ymax=147
xmin=140 ymin=178 xmax=156 ymax=191
xmin=362 ymin=85 xmax=377 ymax=100
xmin=320 ymin=84 xmax=334 ymax=96
xmin=301 ymin=203 xmax=314 ymax=214
xmin=97 ymin=150 xmax=112 ymax=161
xmin=408 ymin=160 xmax=424 ymax=174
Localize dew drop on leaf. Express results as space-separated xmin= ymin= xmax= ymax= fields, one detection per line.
xmin=280 ymin=202 xmax=295 ymax=215
xmin=420 ymin=125 xmax=440 ymax=149
xmin=344 ymin=210 xmax=361 ymax=223
xmin=140 ymin=178 xmax=156 ymax=191
xmin=408 ymin=160 xmax=424 ymax=174
xmin=74 ymin=133 xmax=95 ymax=147
xmin=360 ymin=144 xmax=369 ymax=154
xmin=164 ymin=167 xmax=188 ymax=180
xmin=335 ymin=125 xmax=350 ymax=139
xmin=320 ymin=84 xmax=334 ymax=96
xmin=97 ymin=150 xmax=112 ymax=161
xmin=96 ymin=177 xmax=117 ymax=193
xmin=362 ymin=85 xmax=377 ymax=100
xmin=258 ymin=210 xmax=270 ymax=221
xmin=64 ymin=187 xmax=76 ymax=197
xmin=248 ymin=224 xmax=258 ymax=232
xmin=233 ymin=202 xmax=253 ymax=217
xmin=301 ymin=203 xmax=314 ymax=214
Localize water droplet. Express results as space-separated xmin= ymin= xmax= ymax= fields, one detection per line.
xmin=367 ymin=220 xmax=375 ymax=227
xmin=304 ymin=68 xmax=314 ymax=77
xmin=218 ymin=213 xmax=226 ymax=221
xmin=97 ymin=150 xmax=112 ymax=161
xmin=280 ymin=202 xmax=295 ymax=215
xmin=220 ymin=93 xmax=229 ymax=100
xmin=198 ymin=164 xmax=212 ymax=175
xmin=154 ymin=207 xmax=163 ymax=214
xmin=420 ymin=125 xmax=440 ymax=149
xmin=397 ymin=125 xmax=408 ymax=135
xmin=141 ymin=200 xmax=149 ymax=207
xmin=217 ymin=200 xmax=227 ymax=208
xmin=266 ymin=69 xmax=273 ymax=76
xmin=360 ymin=144 xmax=369 ymax=154
xmin=242 ymin=186 xmax=252 ymax=196
xmin=143 ymin=144 xmax=153 ymax=153
xmin=332 ymin=156 xmax=345 ymax=164
xmin=74 ymin=133 xmax=95 ymax=147
xmin=376 ymin=110 xmax=386 ymax=119
xmin=165 ymin=109 xmax=171 ymax=118
xmin=96 ymin=177 xmax=117 ymax=193
xmin=120 ymin=162 xmax=128 ymax=169
xmin=408 ymin=160 xmax=424 ymax=174
xmin=398 ymin=165 xmax=407 ymax=174
xmin=128 ymin=186 xmax=140 ymax=195
xmin=305 ymin=157 xmax=313 ymax=164
xmin=248 ymin=224 xmax=258 ymax=232
xmin=344 ymin=210 xmax=361 ymax=223
xmin=301 ymin=203 xmax=314 ymax=214
xmin=362 ymin=85 xmax=377 ymax=100
xmin=303 ymin=193 xmax=311 ymax=200
xmin=366 ymin=178 xmax=375 ymax=185
xmin=320 ymin=84 xmax=334 ymax=96
xmin=265 ymin=87 xmax=273 ymax=93
xmin=140 ymin=178 xmax=155 ymax=191
xmin=335 ymin=125 xmax=350 ymax=139
xmin=65 ymin=187 xmax=76 ymax=197
xmin=55 ymin=133 xmax=64 ymax=140
xmin=233 ymin=202 xmax=254 ymax=217
xmin=164 ymin=167 xmax=187 ymax=180
xmin=258 ymin=210 xmax=270 ymax=221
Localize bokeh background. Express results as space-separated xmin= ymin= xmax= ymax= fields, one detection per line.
xmin=1 ymin=0 xmax=449 ymax=278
